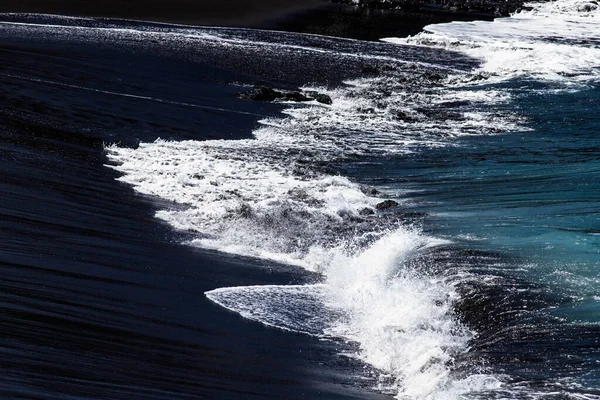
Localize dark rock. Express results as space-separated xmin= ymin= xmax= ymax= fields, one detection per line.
xmin=281 ymin=92 xmax=311 ymax=102
xmin=305 ymin=91 xmax=333 ymax=105
xmin=240 ymin=86 xmax=309 ymax=102
xmin=313 ymin=93 xmax=333 ymax=105
xmin=241 ymin=86 xmax=331 ymax=104
xmin=359 ymin=207 xmax=376 ymax=216
xmin=375 ymin=199 xmax=400 ymax=210
xmin=361 ymin=186 xmax=380 ymax=196
xmin=240 ymin=86 xmax=280 ymax=102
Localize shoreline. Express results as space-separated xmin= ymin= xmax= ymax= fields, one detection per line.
xmin=0 ymin=0 xmax=331 ymax=28
xmin=0 ymin=0 xmax=501 ymax=41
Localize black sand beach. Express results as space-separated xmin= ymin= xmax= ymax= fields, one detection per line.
xmin=0 ymin=0 xmax=495 ymax=40
xmin=0 ymin=0 xmax=330 ymax=27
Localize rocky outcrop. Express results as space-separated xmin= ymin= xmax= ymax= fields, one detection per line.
xmin=358 ymin=207 xmax=376 ymax=216
xmin=240 ymin=86 xmax=332 ymax=104
xmin=305 ymin=91 xmax=333 ymax=105
xmin=330 ymin=0 xmax=532 ymax=18
xmin=375 ymin=199 xmax=400 ymax=210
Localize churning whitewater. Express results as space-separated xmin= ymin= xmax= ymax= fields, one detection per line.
xmin=103 ymin=1 xmax=600 ymax=399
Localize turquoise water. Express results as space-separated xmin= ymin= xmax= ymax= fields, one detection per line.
xmin=382 ymin=83 xmax=600 ymax=294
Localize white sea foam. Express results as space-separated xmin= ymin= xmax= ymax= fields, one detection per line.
xmin=205 ymin=229 xmax=501 ymax=400
xmin=320 ymin=231 xmax=482 ymax=399
xmin=383 ymin=0 xmax=600 ymax=85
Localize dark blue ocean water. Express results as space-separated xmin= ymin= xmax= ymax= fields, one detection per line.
xmin=1 ymin=4 xmax=599 ymax=399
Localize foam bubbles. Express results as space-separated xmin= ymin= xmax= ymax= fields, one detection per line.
xmin=106 ymin=137 xmax=379 ymax=271
xmin=384 ymin=0 xmax=600 ymax=85
xmin=322 ymin=231 xmax=475 ymax=399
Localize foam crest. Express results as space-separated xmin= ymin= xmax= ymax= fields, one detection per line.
xmin=384 ymin=0 xmax=600 ymax=84
xmin=107 ymin=138 xmax=377 ymax=271
xmin=205 ymin=229 xmax=500 ymax=399
xmin=323 ymin=231 xmax=479 ymax=399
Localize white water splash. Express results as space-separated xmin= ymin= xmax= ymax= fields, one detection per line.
xmin=383 ymin=0 xmax=600 ymax=85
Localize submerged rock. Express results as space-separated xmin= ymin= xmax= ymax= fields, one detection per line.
xmin=375 ymin=199 xmax=400 ymax=210
xmin=313 ymin=93 xmax=333 ymax=105
xmin=241 ymin=86 xmax=332 ymax=104
xmin=359 ymin=207 xmax=376 ymax=216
